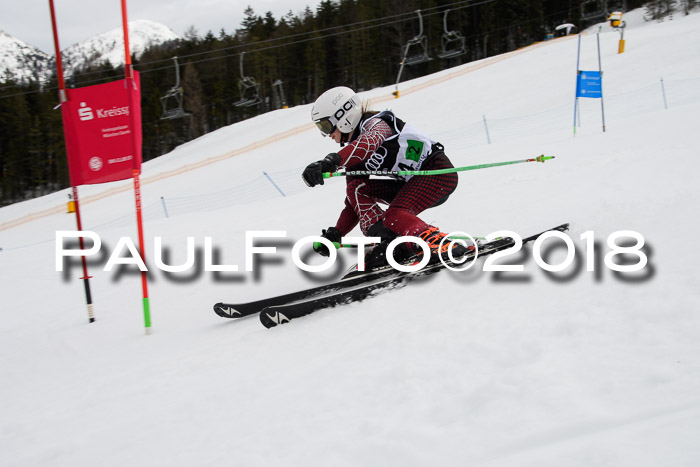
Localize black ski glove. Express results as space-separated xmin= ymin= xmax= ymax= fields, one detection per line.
xmin=313 ymin=226 xmax=342 ymax=257
xmin=302 ymin=153 xmax=341 ymax=187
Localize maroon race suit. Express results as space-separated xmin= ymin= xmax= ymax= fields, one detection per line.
xmin=332 ymin=111 xmax=459 ymax=238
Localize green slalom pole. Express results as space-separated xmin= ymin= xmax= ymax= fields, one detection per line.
xmin=323 ymin=155 xmax=555 ymax=179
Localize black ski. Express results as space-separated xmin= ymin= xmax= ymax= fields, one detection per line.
xmin=259 ymin=223 xmax=570 ymax=328
xmin=214 ymin=256 xmax=431 ymax=319
xmin=214 ymin=237 xmax=485 ymax=319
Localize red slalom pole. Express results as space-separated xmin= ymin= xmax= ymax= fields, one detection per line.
xmin=121 ymin=0 xmax=151 ymax=334
xmin=133 ymin=169 xmax=151 ymax=333
xmin=48 ymin=0 xmax=66 ymax=100
xmin=49 ymin=0 xmax=95 ymax=323
xmin=121 ymin=0 xmax=133 ymax=79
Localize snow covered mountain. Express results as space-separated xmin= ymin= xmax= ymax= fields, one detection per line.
xmin=59 ymin=19 xmax=179 ymax=76
xmin=0 ymin=20 xmax=179 ymax=83
xmin=0 ymin=29 xmax=50 ymax=82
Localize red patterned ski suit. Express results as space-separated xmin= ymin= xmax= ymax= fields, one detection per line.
xmin=333 ymin=112 xmax=458 ymax=237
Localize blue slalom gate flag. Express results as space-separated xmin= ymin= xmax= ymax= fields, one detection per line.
xmin=576 ymin=71 xmax=603 ymax=98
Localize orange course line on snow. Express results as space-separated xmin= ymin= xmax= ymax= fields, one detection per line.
xmin=0 ymin=122 xmax=312 ymax=231
xmin=0 ymin=34 xmax=577 ymax=233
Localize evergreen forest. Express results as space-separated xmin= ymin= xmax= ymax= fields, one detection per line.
xmin=0 ymin=0 xmax=664 ymax=205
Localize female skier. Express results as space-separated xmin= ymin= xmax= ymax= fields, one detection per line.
xmin=302 ymin=86 xmax=464 ymax=270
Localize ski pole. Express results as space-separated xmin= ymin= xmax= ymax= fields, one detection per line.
xmin=323 ymin=155 xmax=554 ymax=179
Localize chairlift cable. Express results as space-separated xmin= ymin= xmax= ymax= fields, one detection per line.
xmin=137 ymin=0 xmax=493 ymax=68
xmin=1 ymin=1 xmax=580 ymax=99
xmin=0 ymin=0 xmax=500 ymax=92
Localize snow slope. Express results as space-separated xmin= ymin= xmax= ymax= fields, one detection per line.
xmin=1 ymin=11 xmax=700 ymax=467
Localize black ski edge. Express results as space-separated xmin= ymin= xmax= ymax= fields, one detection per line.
xmin=260 ymin=278 xmax=410 ymax=328
xmin=216 ymin=223 xmax=570 ymax=321
xmin=212 ymin=247 xmax=453 ymax=319
xmin=258 ymin=242 xmax=504 ymax=328
xmin=259 ymin=222 xmax=571 ymax=328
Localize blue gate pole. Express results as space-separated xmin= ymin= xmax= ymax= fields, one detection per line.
xmin=660 ymin=77 xmax=668 ymax=110
xmin=597 ymin=32 xmax=606 ymax=132
xmin=160 ymin=196 xmax=169 ymax=218
xmin=573 ymin=34 xmax=582 ymax=137
xmin=482 ymin=115 xmax=491 ymax=144
xmin=263 ymin=171 xmax=286 ymax=197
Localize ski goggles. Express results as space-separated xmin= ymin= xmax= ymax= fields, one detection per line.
xmin=314 ymin=117 xmax=336 ymax=136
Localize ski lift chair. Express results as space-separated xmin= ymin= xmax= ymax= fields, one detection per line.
xmin=233 ymin=52 xmax=261 ymax=107
xmin=437 ymin=10 xmax=466 ymax=60
xmin=235 ymin=78 xmax=261 ymax=107
xmin=394 ymin=10 xmax=434 ymax=98
xmin=160 ymin=57 xmax=190 ymax=120
xmin=401 ymin=10 xmax=431 ymax=66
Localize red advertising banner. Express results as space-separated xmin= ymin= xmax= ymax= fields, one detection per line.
xmin=61 ymin=71 xmax=142 ymax=186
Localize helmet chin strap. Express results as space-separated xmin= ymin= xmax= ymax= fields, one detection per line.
xmin=339 ymin=132 xmax=350 ymax=147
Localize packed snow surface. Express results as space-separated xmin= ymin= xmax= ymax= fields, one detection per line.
xmin=1 ymin=10 xmax=699 ymax=467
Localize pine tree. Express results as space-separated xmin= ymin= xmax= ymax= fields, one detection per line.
xmin=682 ymin=0 xmax=699 ymax=13
xmin=0 ymin=89 xmax=33 ymax=203
xmin=183 ymin=63 xmax=205 ymax=139
xmin=4 ymin=0 xmax=659 ymax=205
xmin=644 ymin=0 xmax=678 ymax=20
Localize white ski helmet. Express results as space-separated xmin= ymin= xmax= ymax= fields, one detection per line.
xmin=311 ymin=86 xmax=362 ymax=137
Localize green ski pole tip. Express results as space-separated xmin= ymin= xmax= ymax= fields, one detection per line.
xmin=312 ymin=241 xmax=342 ymax=250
